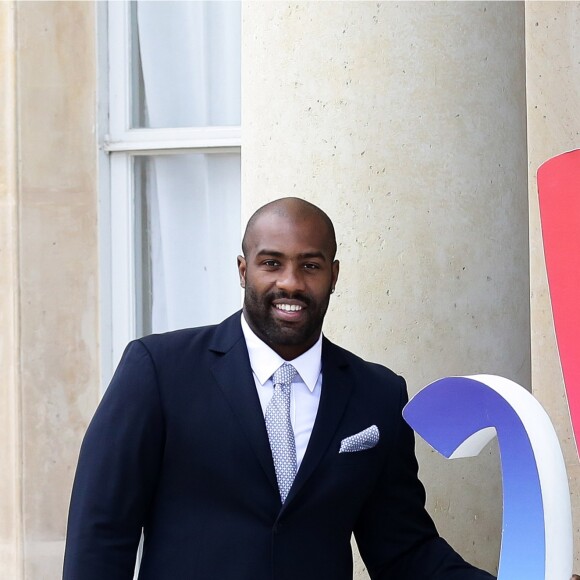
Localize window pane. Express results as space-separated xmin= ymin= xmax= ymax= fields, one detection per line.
xmin=134 ymin=153 xmax=241 ymax=336
xmin=131 ymin=1 xmax=241 ymax=128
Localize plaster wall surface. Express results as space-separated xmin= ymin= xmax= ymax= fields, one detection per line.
xmin=243 ymin=2 xmax=530 ymax=576
xmin=0 ymin=2 xmax=22 ymax=578
xmin=15 ymin=2 xmax=100 ymax=578
xmin=525 ymin=1 xmax=580 ymax=568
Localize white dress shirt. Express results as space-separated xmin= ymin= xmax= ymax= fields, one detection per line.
xmin=241 ymin=313 xmax=322 ymax=469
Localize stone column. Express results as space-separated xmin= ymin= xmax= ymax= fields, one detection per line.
xmin=243 ymin=2 xmax=529 ymax=575
xmin=525 ymin=1 xmax=580 ymax=570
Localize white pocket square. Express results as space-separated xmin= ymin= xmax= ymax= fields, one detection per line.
xmin=339 ymin=425 xmax=380 ymax=453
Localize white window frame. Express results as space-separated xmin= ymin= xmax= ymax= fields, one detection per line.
xmin=99 ymin=1 xmax=241 ymax=386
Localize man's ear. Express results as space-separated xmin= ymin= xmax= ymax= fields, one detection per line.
xmin=331 ymin=260 xmax=340 ymax=292
xmin=237 ymin=255 xmax=247 ymax=288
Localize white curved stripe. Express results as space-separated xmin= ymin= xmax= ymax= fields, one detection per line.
xmin=468 ymin=374 xmax=572 ymax=580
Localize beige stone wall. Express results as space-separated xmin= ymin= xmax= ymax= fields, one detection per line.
xmin=525 ymin=1 xmax=580 ymax=569
xmin=243 ymin=2 xmax=531 ymax=576
xmin=0 ymin=2 xmax=23 ymax=577
xmin=0 ymin=2 xmax=100 ymax=578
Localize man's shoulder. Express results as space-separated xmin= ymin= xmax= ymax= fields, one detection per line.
xmin=139 ymin=324 xmax=215 ymax=347
xmin=136 ymin=311 xmax=243 ymax=357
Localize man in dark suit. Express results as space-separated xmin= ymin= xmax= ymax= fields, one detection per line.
xmin=64 ymin=197 xmax=496 ymax=579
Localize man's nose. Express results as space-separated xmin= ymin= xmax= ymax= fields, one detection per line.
xmin=276 ymin=265 xmax=305 ymax=293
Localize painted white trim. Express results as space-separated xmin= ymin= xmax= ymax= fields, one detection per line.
xmin=97 ymin=0 xmax=113 ymax=389
xmin=110 ymin=154 xmax=137 ymax=372
xmin=105 ymin=141 xmax=241 ymax=154
xmin=105 ymin=126 xmax=241 ymax=150
xmin=108 ymin=1 xmax=132 ymax=137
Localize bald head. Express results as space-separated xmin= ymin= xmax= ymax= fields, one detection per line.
xmin=242 ymin=197 xmax=337 ymax=259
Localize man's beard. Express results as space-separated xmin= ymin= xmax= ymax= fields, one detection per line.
xmin=243 ymin=286 xmax=331 ymax=349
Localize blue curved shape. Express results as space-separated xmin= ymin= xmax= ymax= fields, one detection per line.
xmin=403 ymin=376 xmax=544 ymax=580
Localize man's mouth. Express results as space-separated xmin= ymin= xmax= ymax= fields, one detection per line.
xmin=275 ymin=303 xmax=303 ymax=312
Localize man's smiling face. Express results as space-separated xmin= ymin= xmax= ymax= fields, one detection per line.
xmin=238 ymin=202 xmax=339 ymax=361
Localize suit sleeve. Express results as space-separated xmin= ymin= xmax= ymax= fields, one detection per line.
xmin=63 ymin=340 xmax=165 ymax=580
xmin=353 ymin=377 xmax=496 ymax=580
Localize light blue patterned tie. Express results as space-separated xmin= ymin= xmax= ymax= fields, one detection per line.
xmin=265 ymin=363 xmax=298 ymax=503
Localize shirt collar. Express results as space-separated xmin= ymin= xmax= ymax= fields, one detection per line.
xmin=240 ymin=313 xmax=322 ymax=392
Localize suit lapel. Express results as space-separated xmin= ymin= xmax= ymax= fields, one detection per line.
xmin=284 ymin=338 xmax=352 ymax=507
xmin=208 ymin=316 xmax=354 ymax=510
xmin=208 ymin=313 xmax=278 ymax=492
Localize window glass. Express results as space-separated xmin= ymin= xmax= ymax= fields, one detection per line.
xmin=134 ymin=153 xmax=241 ymax=336
xmin=131 ymin=1 xmax=241 ymax=128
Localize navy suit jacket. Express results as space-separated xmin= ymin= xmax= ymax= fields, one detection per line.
xmin=63 ymin=312 xmax=495 ymax=579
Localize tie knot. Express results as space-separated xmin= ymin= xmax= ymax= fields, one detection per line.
xmin=272 ymin=363 xmax=297 ymax=387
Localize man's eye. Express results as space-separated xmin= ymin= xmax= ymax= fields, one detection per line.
xmin=263 ymin=260 xmax=280 ymax=267
xmin=304 ymin=263 xmax=320 ymax=270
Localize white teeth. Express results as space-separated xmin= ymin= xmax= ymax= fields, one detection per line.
xmin=276 ymin=304 xmax=303 ymax=312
